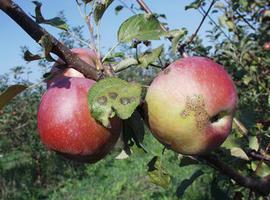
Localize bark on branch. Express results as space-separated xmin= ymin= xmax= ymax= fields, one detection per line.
xmin=200 ymin=154 xmax=270 ymax=196
xmin=0 ymin=0 xmax=102 ymax=80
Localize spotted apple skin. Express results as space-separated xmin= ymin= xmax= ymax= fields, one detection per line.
xmin=145 ymin=57 xmax=237 ymax=155
xmin=38 ymin=77 xmax=121 ymax=162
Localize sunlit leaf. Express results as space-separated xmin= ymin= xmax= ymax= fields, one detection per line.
xmin=118 ymin=14 xmax=166 ymax=43
xmin=166 ymin=29 xmax=187 ymax=53
xmin=113 ymin=57 xmax=138 ymax=72
xmin=249 ymin=136 xmax=259 ymax=151
xmin=138 ymin=45 xmax=164 ymax=68
xmin=230 ymin=147 xmax=249 ymax=160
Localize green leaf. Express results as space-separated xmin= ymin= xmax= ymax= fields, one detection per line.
xmin=0 ymin=85 xmax=27 ymax=110
xmin=88 ymin=77 xmax=142 ymax=127
xmin=32 ymin=1 xmax=68 ymax=31
xmin=176 ymin=169 xmax=204 ymax=198
xmin=43 ymin=17 xmax=68 ymax=31
xmin=251 ymin=162 xmax=270 ymax=177
xmin=138 ymin=45 xmax=164 ymax=68
xmin=147 ymin=156 xmax=171 ymax=188
xmin=249 ymin=136 xmax=259 ymax=151
xmin=118 ymin=14 xmax=166 ymax=43
xmin=38 ymin=34 xmax=55 ymax=62
xmin=230 ymin=147 xmax=249 ymax=160
xmin=94 ymin=0 xmax=114 ymax=24
xmin=113 ymin=57 xmax=138 ymax=72
xmin=179 ymin=155 xmax=199 ymax=167
xmin=122 ymin=110 xmax=146 ymax=154
xmin=185 ymin=0 xmax=205 ymax=10
xmin=166 ymin=29 xmax=187 ymax=53
xmin=23 ymin=50 xmax=42 ymax=61
xmin=115 ymin=5 xmax=123 ymax=15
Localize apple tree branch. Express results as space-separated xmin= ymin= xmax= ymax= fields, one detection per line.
xmin=0 ymin=0 xmax=102 ymax=80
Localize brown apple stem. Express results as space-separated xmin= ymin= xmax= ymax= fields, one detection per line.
xmin=199 ymin=154 xmax=270 ymax=196
xmin=0 ymin=0 xmax=102 ymax=80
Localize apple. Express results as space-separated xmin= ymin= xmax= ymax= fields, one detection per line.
xmin=47 ymin=48 xmax=101 ymax=87
xmin=145 ymin=56 xmax=237 ymax=155
xmin=38 ymin=77 xmax=121 ymax=163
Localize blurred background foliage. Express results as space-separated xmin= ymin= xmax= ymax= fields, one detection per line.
xmin=0 ymin=0 xmax=269 ymax=199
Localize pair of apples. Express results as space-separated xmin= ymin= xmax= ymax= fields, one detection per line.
xmin=37 ymin=48 xmax=237 ymax=162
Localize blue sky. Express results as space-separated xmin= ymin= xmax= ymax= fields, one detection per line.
xmin=0 ymin=0 xmax=213 ymax=82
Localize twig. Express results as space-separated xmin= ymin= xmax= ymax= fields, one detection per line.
xmin=223 ymin=0 xmax=256 ymax=31
xmin=0 ymin=0 xmax=102 ymax=80
xmin=199 ymin=154 xmax=270 ymax=196
xmin=179 ymin=0 xmax=216 ymax=52
xmin=102 ymin=42 xmax=120 ymax=62
xmin=233 ymin=118 xmax=248 ymax=136
xmin=246 ymin=149 xmax=270 ymax=165
xmin=198 ymin=7 xmax=232 ymax=43
xmin=117 ymin=0 xmax=136 ymax=14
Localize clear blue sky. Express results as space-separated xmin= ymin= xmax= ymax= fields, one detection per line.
xmin=0 ymin=0 xmax=213 ymax=82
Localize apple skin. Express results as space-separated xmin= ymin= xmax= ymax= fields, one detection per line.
xmin=145 ymin=56 xmax=237 ymax=155
xmin=47 ymin=48 xmax=101 ymax=87
xmin=38 ymin=77 xmax=121 ymax=163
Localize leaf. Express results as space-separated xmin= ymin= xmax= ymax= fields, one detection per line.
xmin=94 ymin=0 xmax=114 ymax=24
xmin=115 ymin=149 xmax=130 ymax=160
xmin=23 ymin=50 xmax=42 ymax=61
xmin=43 ymin=17 xmax=68 ymax=31
xmin=138 ymin=45 xmax=164 ymax=68
xmin=251 ymin=162 xmax=270 ymax=177
xmin=118 ymin=14 xmax=166 ymax=43
xmin=115 ymin=5 xmax=123 ymax=15
xmin=113 ymin=57 xmax=138 ymax=72
xmin=32 ymin=1 xmax=68 ymax=31
xmin=147 ymin=156 xmax=171 ymax=188
xmin=0 ymin=85 xmax=27 ymax=110
xmin=38 ymin=34 xmax=55 ymax=62
xmin=88 ymin=77 xmax=142 ymax=127
xmin=249 ymin=136 xmax=259 ymax=151
xmin=166 ymin=29 xmax=187 ymax=53
xmin=185 ymin=0 xmax=205 ymax=10
xmin=230 ymin=147 xmax=249 ymax=160
xmin=176 ymin=169 xmax=204 ymax=198
xmin=179 ymin=155 xmax=199 ymax=167
xmin=122 ymin=110 xmax=146 ymax=152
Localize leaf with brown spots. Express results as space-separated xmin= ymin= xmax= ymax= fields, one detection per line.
xmin=88 ymin=77 xmax=142 ymax=127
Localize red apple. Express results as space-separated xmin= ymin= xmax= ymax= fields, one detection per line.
xmin=145 ymin=56 xmax=237 ymax=155
xmin=38 ymin=77 xmax=121 ymax=162
xmin=47 ymin=48 xmax=101 ymax=87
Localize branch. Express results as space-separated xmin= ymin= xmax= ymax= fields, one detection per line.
xmin=0 ymin=0 xmax=102 ymax=80
xmin=199 ymin=154 xmax=270 ymax=196
xmin=246 ymin=149 xmax=270 ymax=165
